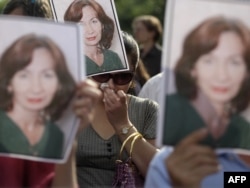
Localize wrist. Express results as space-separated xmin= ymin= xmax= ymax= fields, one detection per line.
xmin=114 ymin=121 xmax=133 ymax=134
xmin=120 ymin=124 xmax=133 ymax=135
xmin=117 ymin=125 xmax=139 ymax=143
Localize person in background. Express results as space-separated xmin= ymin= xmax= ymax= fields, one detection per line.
xmin=64 ymin=0 xmax=124 ymax=76
xmin=138 ymin=69 xmax=176 ymax=104
xmin=76 ymin=32 xmax=158 ymax=187
xmin=132 ymin=15 xmax=163 ymax=77
xmin=1 ymin=0 xmax=53 ymax=19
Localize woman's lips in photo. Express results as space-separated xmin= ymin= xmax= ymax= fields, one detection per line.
xmin=212 ymin=87 xmax=229 ymax=93
xmin=86 ymin=36 xmax=96 ymax=41
xmin=27 ymin=98 xmax=43 ymax=104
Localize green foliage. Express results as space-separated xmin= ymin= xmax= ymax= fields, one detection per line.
xmin=0 ymin=0 xmax=8 ymax=12
xmin=114 ymin=0 xmax=166 ymax=34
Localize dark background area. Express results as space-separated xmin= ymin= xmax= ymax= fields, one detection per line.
xmin=115 ymin=0 xmax=166 ymax=34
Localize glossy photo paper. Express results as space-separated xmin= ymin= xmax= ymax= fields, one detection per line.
xmin=50 ymin=0 xmax=129 ymax=76
xmin=0 ymin=16 xmax=83 ymax=163
xmin=157 ymin=0 xmax=250 ymax=155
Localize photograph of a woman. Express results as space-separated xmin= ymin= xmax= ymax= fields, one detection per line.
xmin=63 ymin=0 xmax=127 ymax=76
xmin=162 ymin=15 xmax=250 ymax=150
xmin=0 ymin=33 xmax=76 ymax=159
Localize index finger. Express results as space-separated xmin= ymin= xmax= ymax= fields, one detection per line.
xmin=178 ymin=128 xmax=208 ymax=148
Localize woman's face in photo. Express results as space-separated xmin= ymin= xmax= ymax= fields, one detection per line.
xmin=192 ymin=31 xmax=247 ymax=107
xmin=9 ymin=48 xmax=59 ymax=112
xmin=80 ymin=5 xmax=103 ymax=47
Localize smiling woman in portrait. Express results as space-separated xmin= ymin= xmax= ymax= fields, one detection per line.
xmin=64 ymin=0 xmax=124 ymax=76
xmin=163 ymin=16 xmax=250 ymax=149
xmin=0 ymin=33 xmax=76 ymax=159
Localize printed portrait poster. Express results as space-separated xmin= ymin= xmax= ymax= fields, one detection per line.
xmin=0 ymin=16 xmax=84 ymax=163
xmin=50 ymin=0 xmax=129 ymax=76
xmin=157 ymin=0 xmax=250 ymax=155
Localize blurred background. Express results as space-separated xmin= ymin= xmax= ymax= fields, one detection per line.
xmin=115 ymin=0 xmax=166 ymax=35
xmin=0 ymin=0 xmax=7 ymax=10
xmin=0 ymin=0 xmax=166 ymax=43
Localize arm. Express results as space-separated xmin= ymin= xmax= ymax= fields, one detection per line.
xmin=51 ymin=141 xmax=78 ymax=188
xmin=103 ymin=87 xmax=158 ymax=177
xmin=119 ymin=129 xmax=158 ymax=177
xmin=145 ymin=147 xmax=173 ymax=188
xmin=51 ymin=79 xmax=102 ymax=187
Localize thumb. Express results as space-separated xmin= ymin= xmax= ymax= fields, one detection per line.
xmin=178 ymin=128 xmax=208 ymax=148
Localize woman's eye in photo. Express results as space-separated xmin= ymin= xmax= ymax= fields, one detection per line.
xmin=92 ymin=18 xmax=99 ymax=24
xmin=201 ymin=57 xmax=213 ymax=65
xmin=229 ymin=58 xmax=244 ymax=66
xmin=17 ymin=71 xmax=28 ymax=79
xmin=43 ymin=71 xmax=56 ymax=79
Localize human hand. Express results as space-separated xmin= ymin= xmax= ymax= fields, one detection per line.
xmin=102 ymin=86 xmax=132 ymax=130
xmin=166 ymin=128 xmax=220 ymax=188
xmin=73 ymin=79 xmax=102 ymax=132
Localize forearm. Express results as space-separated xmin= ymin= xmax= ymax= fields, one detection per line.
xmin=117 ymin=126 xmax=158 ymax=177
xmin=51 ymin=141 xmax=78 ymax=188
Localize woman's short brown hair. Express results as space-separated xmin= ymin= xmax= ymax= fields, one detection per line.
xmin=0 ymin=33 xmax=76 ymax=121
xmin=64 ymin=0 xmax=114 ymax=49
xmin=175 ymin=16 xmax=250 ymax=113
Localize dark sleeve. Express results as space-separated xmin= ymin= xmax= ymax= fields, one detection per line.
xmin=45 ymin=125 xmax=64 ymax=159
xmin=162 ymin=95 xmax=184 ymax=146
xmin=162 ymin=94 xmax=206 ymax=146
xmin=106 ymin=50 xmax=124 ymax=69
xmin=235 ymin=116 xmax=250 ymax=149
xmin=113 ymin=52 xmax=124 ymax=68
